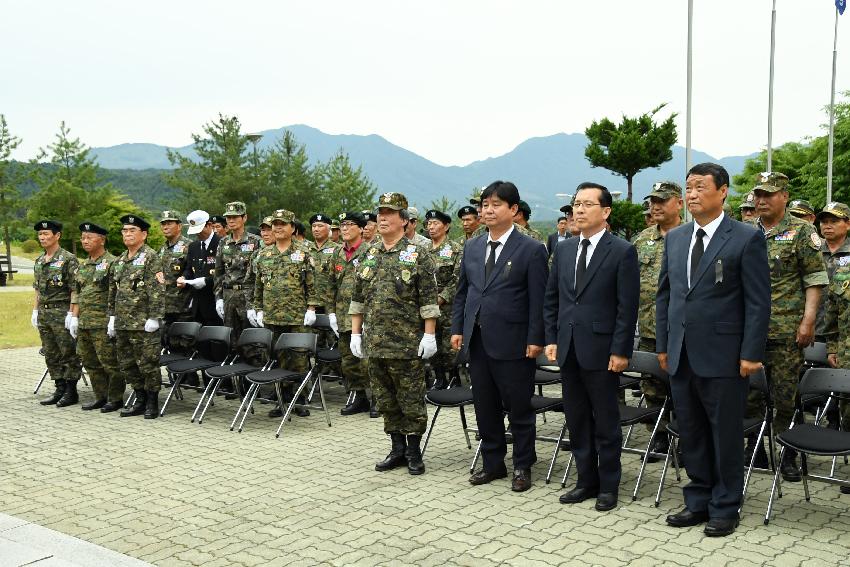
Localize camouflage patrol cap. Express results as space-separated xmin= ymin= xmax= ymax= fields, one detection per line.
xmin=788 ymin=200 xmax=816 ymax=217
xmin=159 ymin=210 xmax=182 ymax=223
xmin=739 ymin=191 xmax=756 ymax=210
xmin=259 ymin=215 xmax=274 ymax=228
xmin=753 ymin=171 xmax=789 ymax=193
xmin=377 ymin=192 xmax=409 ymax=211
xmin=817 ymin=202 xmax=850 ymax=221
xmin=647 ymin=181 xmax=683 ymax=200
xmin=407 ymin=207 xmax=420 ymax=220
xmin=34 ymin=219 xmax=62 ymax=232
xmin=469 ymin=186 xmax=485 ymax=205
xmin=271 ymin=209 xmax=295 ymax=224
xmin=223 ymin=201 xmax=247 ymax=216
xmin=330 ymin=218 xmax=340 ymax=228
xmin=642 ymin=200 xmax=651 ymax=215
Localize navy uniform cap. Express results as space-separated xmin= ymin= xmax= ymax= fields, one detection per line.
xmin=34 ymin=220 xmax=62 ymax=232
xmin=78 ymin=221 xmax=108 ymax=235
xmin=119 ymin=214 xmax=151 ymax=230
xmin=209 ymin=215 xmax=227 ymax=225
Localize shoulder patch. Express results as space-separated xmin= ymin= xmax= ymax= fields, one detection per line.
xmin=810 ymin=232 xmax=822 ymax=249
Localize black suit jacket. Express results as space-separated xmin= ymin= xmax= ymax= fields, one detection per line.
xmin=452 ymin=228 xmax=548 ymax=360
xmin=656 ymin=215 xmax=770 ymax=377
xmin=543 ymin=231 xmax=640 ymax=370
xmin=546 ymin=232 xmax=567 ymax=256
xmin=182 ymin=234 xmax=220 ymax=322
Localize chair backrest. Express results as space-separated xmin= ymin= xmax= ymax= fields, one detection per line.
xmin=748 ymin=367 xmax=770 ymax=397
xmin=312 ymin=314 xmax=332 ymax=330
xmin=195 ymin=325 xmax=233 ymax=362
xmin=535 ymin=352 xmax=560 ymax=372
xmin=626 ymin=350 xmax=669 ymax=389
xmin=167 ymin=321 xmax=202 ymax=353
xmin=798 ymin=367 xmax=850 ymax=398
xmin=454 ymin=349 xmax=469 ymax=367
xmin=235 ymin=327 xmax=274 ymax=362
xmin=273 ymin=332 xmax=318 ymax=356
xmin=804 ymin=342 xmax=828 ymax=366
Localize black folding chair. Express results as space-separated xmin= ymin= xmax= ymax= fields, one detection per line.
xmin=192 ymin=327 xmax=273 ymax=424
xmin=422 ymin=351 xmax=474 ymax=456
xmin=765 ymin=368 xmax=850 ymax=524
xmin=159 ymin=321 xmax=202 ymax=366
xmin=162 ymin=326 xmax=232 ymax=417
xmin=310 ymin=314 xmax=343 ymax=403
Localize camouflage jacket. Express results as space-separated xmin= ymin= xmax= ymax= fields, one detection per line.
xmin=33 ymin=247 xmax=78 ymax=308
xmin=817 ymin=238 xmax=850 ymax=336
xmin=410 ymin=232 xmax=432 ymax=248
xmin=758 ymin=212 xmax=828 ymax=339
xmin=824 ymin=250 xmax=850 ymax=358
xmin=349 ymin=237 xmax=440 ymax=358
xmin=109 ymin=244 xmax=164 ymax=330
xmin=424 ymin=238 xmax=463 ymax=319
xmin=158 ymin=235 xmax=192 ymax=315
xmin=72 ymin=251 xmax=117 ymax=329
xmin=214 ymin=231 xmax=261 ymax=300
xmin=251 ymin=240 xmax=320 ymax=325
xmin=523 ymin=225 xmax=545 ymax=243
xmin=633 ymin=223 xmax=678 ymax=339
xmin=327 ymin=240 xmax=369 ymax=333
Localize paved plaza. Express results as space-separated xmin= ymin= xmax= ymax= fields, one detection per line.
xmin=1 ymin=346 xmax=849 ymax=566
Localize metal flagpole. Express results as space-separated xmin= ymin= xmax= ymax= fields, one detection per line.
xmin=827 ymin=5 xmax=840 ymax=203
xmin=685 ymin=0 xmax=693 ymax=222
xmin=767 ymin=0 xmax=777 ymax=171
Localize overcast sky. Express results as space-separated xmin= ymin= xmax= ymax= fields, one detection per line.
xmin=2 ymin=0 xmax=847 ymax=166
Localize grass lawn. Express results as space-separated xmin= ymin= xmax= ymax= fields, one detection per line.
xmin=0 ymin=292 xmax=40 ymax=349
xmin=5 ymin=243 xmax=41 ymax=261
xmin=4 ymin=272 xmax=34 ymax=287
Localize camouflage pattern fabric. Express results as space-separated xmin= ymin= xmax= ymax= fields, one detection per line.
xmin=816 ymin=238 xmax=850 ymax=336
xmin=523 ymin=225 xmax=545 ymax=243
xmin=158 ymin=235 xmax=192 ymax=316
xmin=633 ymin=224 xmax=668 ymax=340
xmin=327 ymin=241 xmax=368 ymax=333
xmin=34 ymin=247 xmax=81 ymax=382
xmin=338 ymin=330 xmax=368 ymax=391
xmin=215 ymin=231 xmax=261 ymax=343
xmin=824 ymin=255 xmax=850 ymax=428
xmin=116 ymin=330 xmax=162 ymax=392
xmin=410 ymin=232 xmax=432 ymax=248
xmin=747 ymin=339 xmax=804 ymax=434
xmin=251 ymin=240 xmax=320 ymax=325
xmin=309 ymin=239 xmax=340 ymax=312
xmin=76 ymin=328 xmax=124 ymax=402
xmin=265 ymin=324 xmax=311 ymax=374
xmin=424 ymin=238 xmax=463 ymax=373
xmin=73 ymin=251 xmax=116 ymax=330
xmin=368 ymin=357 xmax=427 ymax=435
xmin=109 ymin=244 xmax=164 ymax=330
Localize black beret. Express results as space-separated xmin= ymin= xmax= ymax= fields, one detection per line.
xmin=78 ymin=221 xmax=108 ymax=235
xmin=209 ymin=215 xmax=227 ymax=225
xmin=119 ymin=214 xmax=151 ymax=230
xmin=33 ymin=220 xmax=62 ymax=232
xmin=293 ymin=220 xmax=306 ymax=235
xmin=361 ymin=211 xmax=377 ymax=223
xmin=457 ymin=205 xmax=478 ymax=218
xmin=518 ymin=200 xmax=532 ymax=218
xmin=424 ymin=210 xmax=451 ymax=224
xmin=559 ymin=204 xmax=573 ymax=214
xmin=339 ymin=211 xmax=366 ymax=228
xmin=309 ymin=213 xmax=331 ymax=225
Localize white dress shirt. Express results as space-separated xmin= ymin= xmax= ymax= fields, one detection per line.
xmin=200 ymin=232 xmax=214 ymax=252
xmin=485 ymin=224 xmax=514 ymax=264
xmin=575 ymin=228 xmax=606 ymax=285
xmin=687 ymin=213 xmax=725 ymax=287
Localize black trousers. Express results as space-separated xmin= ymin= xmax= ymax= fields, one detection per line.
xmin=469 ymin=328 xmax=537 ymax=471
xmin=670 ymin=346 xmax=748 ymax=519
xmin=561 ymin=339 xmax=622 ymax=493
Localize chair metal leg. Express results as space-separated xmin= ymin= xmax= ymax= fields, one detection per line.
xmin=192 ymin=377 xmax=218 ymax=423
xmin=801 ymin=453 xmax=811 ymax=501
xmin=317 ymin=371 xmax=331 ymax=427
xmin=546 ymin=419 xmax=569 ymax=484
xmin=459 ymin=407 xmax=472 ymax=449
xmin=561 ymin=453 xmax=575 ymax=488
xmin=197 ymin=378 xmax=223 ymax=424
xmin=655 ymin=440 xmax=674 ymax=507
xmin=277 ymin=379 xmax=305 ymax=438
xmin=80 ymin=370 xmax=89 ymax=387
xmin=125 ymin=391 xmax=136 ymax=409
xmin=742 ymin=421 xmax=768 ymax=506
xmin=159 ymin=373 xmax=185 ymax=417
xmin=421 ymin=406 xmax=442 ymax=456
xmin=764 ymin=459 xmax=783 ymax=525
xmin=33 ymin=368 xmax=48 ymax=394
xmin=632 ymin=414 xmax=663 ymax=501
xmin=230 ymin=383 xmax=255 ymax=431
xmin=236 ymin=385 xmax=260 ymax=433
xmin=469 ymin=439 xmax=482 ymax=473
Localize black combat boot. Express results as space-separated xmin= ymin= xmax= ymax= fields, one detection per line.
xmin=406 ymin=435 xmax=425 ymax=475
xmin=429 ymin=372 xmax=448 ymax=391
xmin=292 ymin=395 xmax=310 ymax=417
xmin=56 ymin=380 xmax=79 ymax=408
xmin=744 ymin=435 xmax=769 ymax=469
xmin=40 ymin=380 xmax=66 ymax=405
xmin=120 ymin=390 xmax=146 ymax=417
xmin=340 ymin=390 xmax=369 ymax=415
xmin=100 ymin=400 xmax=123 ymax=413
xmin=780 ymin=449 xmax=802 ymax=482
xmin=369 ymin=395 xmax=380 ymax=418
xmin=375 ymin=433 xmax=408 ymax=471
xmin=143 ymin=391 xmax=159 ymax=419
xmin=81 ymin=398 xmax=106 ymax=411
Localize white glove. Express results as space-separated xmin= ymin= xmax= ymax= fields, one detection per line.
xmin=350 ymin=333 xmax=363 ymax=358
xmin=256 ymin=310 xmax=264 ymax=327
xmin=216 ymin=298 xmax=225 ymax=320
xmin=303 ymin=309 xmax=316 ymax=326
xmin=69 ymin=317 xmax=78 ymax=339
xmin=107 ymin=316 xmax=116 ymax=338
xmin=189 ymin=277 xmax=206 ymax=289
xmin=328 ymin=313 xmax=339 ymax=337
xmin=31 ymin=309 xmax=39 ymax=329
xmin=144 ymin=318 xmax=160 ymax=333
xmin=247 ymin=309 xmax=258 ymax=327
xmin=64 ymin=311 xmax=74 ymax=330
xmin=418 ymin=333 xmax=438 ymax=359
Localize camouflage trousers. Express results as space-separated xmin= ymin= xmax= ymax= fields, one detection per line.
xmin=222 ymin=289 xmax=251 ymax=346
xmin=368 ymin=357 xmax=427 ymax=435
xmin=638 ymin=337 xmax=668 ymax=431
xmin=37 ymin=307 xmax=81 ymax=383
xmin=748 ymin=338 xmax=804 ymax=434
xmin=77 ymin=327 xmax=124 ymax=403
xmin=431 ymin=314 xmax=457 ymax=377
xmin=339 ymin=331 xmax=368 ymax=391
xmin=116 ymin=330 xmax=163 ymax=392
xmin=162 ymin=312 xmax=194 ymax=353
xmin=266 ymin=324 xmax=311 ymax=374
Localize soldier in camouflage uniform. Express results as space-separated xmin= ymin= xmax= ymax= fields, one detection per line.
xmin=307 ymin=213 xmax=340 ymax=316
xmin=513 ymin=200 xmax=545 ymax=243
xmin=424 ymin=209 xmax=463 ymax=390
xmin=457 ymin=205 xmax=480 ymax=241
xmin=330 ymin=217 xmax=341 ymax=244
xmin=739 ymin=191 xmax=756 ymax=222
xmin=349 ymin=192 xmax=440 ymax=475
xmin=214 ymin=202 xmax=261 ymax=346
xmin=632 ymin=182 xmax=683 ymax=458
xmin=70 ymin=222 xmax=124 ymax=412
xmin=32 ymin=220 xmax=82 ymax=407
xmin=749 ymin=172 xmax=828 ymax=481
xmin=788 ymin=200 xmax=817 ymax=224
xmin=816 ymin=202 xmax=850 ymax=339
xmin=361 ymin=211 xmax=378 ymax=244
xmin=327 ymin=212 xmax=372 ymax=416
xmin=157 ymin=210 xmax=193 ymax=352
xmin=108 ymin=215 xmax=165 ymax=419
xmin=404 ymin=207 xmax=432 ymax=248
xmin=250 ymin=209 xmax=321 ymax=418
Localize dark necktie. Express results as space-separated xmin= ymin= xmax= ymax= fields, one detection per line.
xmin=690 ymin=228 xmax=706 ymax=285
xmin=485 ymin=241 xmax=500 ymax=279
xmin=576 ymin=239 xmax=590 ymax=288
xmin=201 ymin=241 xmax=206 ymax=254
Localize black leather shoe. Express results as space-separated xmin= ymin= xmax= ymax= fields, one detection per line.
xmin=469 ymin=467 xmax=508 ymax=485
xmin=340 ymin=391 xmax=369 ymax=415
xmin=100 ymin=400 xmax=123 ymax=413
xmin=559 ymin=486 xmax=598 ymax=504
xmin=595 ymin=492 xmax=618 ymax=511
xmin=665 ymin=507 xmax=709 ymax=527
xmin=704 ymin=517 xmax=738 ymax=537
xmin=40 ymin=381 xmax=66 ymax=406
xmin=268 ymin=405 xmax=283 ymax=418
xmin=781 ymin=451 xmax=802 ymax=482
xmin=840 ymin=485 xmax=850 ymax=495
xmin=81 ymin=398 xmax=106 ymax=411
xmin=511 ymin=469 xmax=532 ymax=492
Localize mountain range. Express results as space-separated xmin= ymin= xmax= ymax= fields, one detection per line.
xmin=90 ymin=125 xmax=756 ymax=220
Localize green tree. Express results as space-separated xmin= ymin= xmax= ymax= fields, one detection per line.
xmin=585 ymin=104 xmax=678 ymax=202
xmin=0 ymin=115 xmax=23 ymax=278
xmin=265 ymin=131 xmax=321 ymax=221
xmin=608 ymin=201 xmax=645 ymax=241
xmin=317 ymin=148 xmax=377 ymax=215
xmin=729 ymin=141 xmax=812 ymax=208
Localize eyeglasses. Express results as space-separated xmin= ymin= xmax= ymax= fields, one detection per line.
xmin=572 ymin=202 xmax=603 ymax=209
xmin=339 ymin=221 xmax=358 ymax=228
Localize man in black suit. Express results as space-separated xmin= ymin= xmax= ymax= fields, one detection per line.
xmin=451 ymin=181 xmax=549 ymax=492
xmin=546 ymin=215 xmax=570 ymax=256
xmin=543 ymin=182 xmax=640 ymax=512
xmin=656 ymin=163 xmax=770 ymax=537
xmin=178 ymin=210 xmax=221 ymax=326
